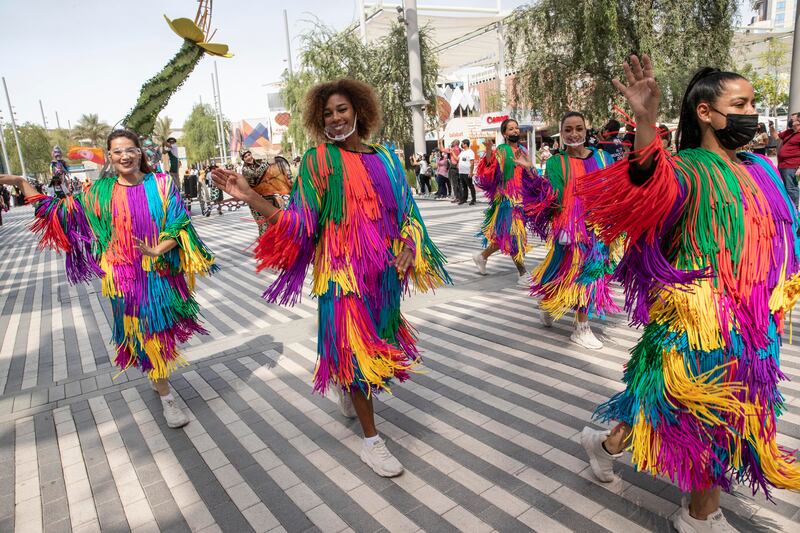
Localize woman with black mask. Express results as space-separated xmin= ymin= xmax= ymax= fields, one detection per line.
xmin=579 ymin=55 xmax=800 ymax=533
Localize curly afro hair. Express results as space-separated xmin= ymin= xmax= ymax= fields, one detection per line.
xmin=303 ymin=78 xmax=382 ymax=143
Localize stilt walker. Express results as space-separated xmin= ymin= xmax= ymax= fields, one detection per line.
xmin=522 ymin=112 xmax=620 ymax=350
xmin=579 ymin=55 xmax=800 ymax=533
xmin=473 ymin=118 xmax=532 ymax=286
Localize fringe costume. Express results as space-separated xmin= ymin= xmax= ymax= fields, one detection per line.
xmin=580 ymin=138 xmax=800 ymax=497
xmin=254 ymin=144 xmax=451 ymax=396
xmin=26 ymin=173 xmax=217 ymax=380
xmin=523 ymin=147 xmax=620 ymax=319
xmin=474 ymin=144 xmax=532 ymax=263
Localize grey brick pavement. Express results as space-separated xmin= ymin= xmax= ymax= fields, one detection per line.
xmin=0 ymin=201 xmax=799 ymax=532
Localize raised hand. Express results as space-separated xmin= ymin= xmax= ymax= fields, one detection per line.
xmin=612 ymin=54 xmax=660 ymax=125
xmin=513 ymin=148 xmax=532 ymax=169
xmin=211 ymin=168 xmax=254 ymax=202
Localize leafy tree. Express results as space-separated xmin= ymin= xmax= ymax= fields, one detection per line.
xmin=152 ymin=116 xmax=174 ymax=147
xmin=72 ymin=113 xmax=111 ymax=146
xmin=506 ymin=0 xmax=738 ymax=125
xmin=182 ymin=104 xmax=223 ymax=164
xmin=280 ymin=19 xmax=439 ymax=153
xmin=4 ymin=123 xmax=53 ymax=176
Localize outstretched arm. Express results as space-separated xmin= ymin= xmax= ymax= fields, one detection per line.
xmin=0 ymin=174 xmax=38 ymax=197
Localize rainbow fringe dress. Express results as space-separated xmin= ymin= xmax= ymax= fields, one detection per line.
xmin=580 ymin=139 xmax=800 ymax=496
xmin=27 ymin=173 xmax=217 ymax=379
xmin=522 ymin=147 xmax=620 ymax=319
xmin=474 ymin=144 xmax=532 ymax=263
xmin=254 ymin=144 xmax=451 ymax=396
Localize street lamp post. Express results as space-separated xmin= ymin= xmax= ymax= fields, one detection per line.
xmin=789 ymin=2 xmax=800 ymax=113
xmin=402 ymin=0 xmax=427 ymax=156
xmin=0 ymin=114 xmax=11 ymax=174
xmin=2 ymin=77 xmax=26 ymax=177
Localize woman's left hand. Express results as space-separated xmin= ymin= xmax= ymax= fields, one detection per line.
xmin=393 ymin=247 xmax=416 ymax=274
xmin=513 ymin=151 xmax=532 ymax=169
xmin=133 ymin=237 xmax=163 ymax=257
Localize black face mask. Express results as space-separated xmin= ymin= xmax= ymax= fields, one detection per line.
xmin=506 ymin=134 xmax=520 ymax=143
xmin=710 ymin=107 xmax=758 ymax=150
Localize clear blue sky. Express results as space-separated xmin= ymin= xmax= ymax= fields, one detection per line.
xmin=0 ymin=0 xmax=753 ymax=130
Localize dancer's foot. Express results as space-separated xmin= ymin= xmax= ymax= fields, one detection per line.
xmin=469 ymin=200 xmax=476 ymax=205
xmin=161 ymin=396 xmax=189 ymax=428
xmin=336 ymin=388 xmax=357 ymax=419
xmin=581 ymin=427 xmax=620 ymax=482
xmin=571 ymin=321 xmax=603 ymax=350
xmin=540 ymin=308 xmax=554 ymax=327
xmin=361 ymin=436 xmax=403 ymax=477
xmin=516 ymin=274 xmax=530 ymax=287
xmin=473 ymin=252 xmax=488 ymax=275
xmin=673 ymin=502 xmax=738 ymax=532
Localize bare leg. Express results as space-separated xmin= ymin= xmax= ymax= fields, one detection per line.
xmin=689 ymin=487 xmax=721 ymax=520
xmin=576 ymin=309 xmax=589 ymax=324
xmin=603 ymin=422 xmax=631 ymax=454
xmin=481 ymin=243 xmax=499 ymax=260
xmin=350 ymin=390 xmax=378 ymax=438
xmin=153 ymin=378 xmax=170 ymax=397
xmin=514 ymin=259 xmax=526 ymax=276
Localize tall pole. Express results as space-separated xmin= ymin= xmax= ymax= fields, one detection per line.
xmin=358 ymin=0 xmax=368 ymax=44
xmin=0 ymin=115 xmax=11 ymax=175
xmin=55 ymin=111 xmax=61 ymax=130
xmin=213 ymin=61 xmax=228 ymax=164
xmin=39 ymin=100 xmax=48 ymax=129
xmin=2 ymin=77 xmax=27 ymax=177
xmin=788 ymin=3 xmax=800 ymax=113
xmin=211 ymin=73 xmax=224 ymax=164
xmin=283 ymin=10 xmax=294 ymax=75
xmin=496 ymin=22 xmax=506 ymax=109
xmin=403 ymin=0 xmax=426 ymax=156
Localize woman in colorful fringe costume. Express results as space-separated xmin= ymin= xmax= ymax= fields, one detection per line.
xmin=522 ymin=112 xmax=619 ymax=350
xmin=579 ymin=55 xmax=800 ymax=533
xmin=211 ymin=79 xmax=450 ymax=477
xmin=0 ymin=130 xmax=217 ymax=429
xmin=472 ymin=118 xmax=533 ymax=287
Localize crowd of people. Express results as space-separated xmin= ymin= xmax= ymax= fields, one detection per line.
xmin=3 ymin=53 xmax=800 ymax=532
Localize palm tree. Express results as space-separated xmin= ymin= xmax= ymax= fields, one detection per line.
xmin=152 ymin=116 xmax=174 ymax=147
xmin=72 ymin=114 xmax=111 ymax=147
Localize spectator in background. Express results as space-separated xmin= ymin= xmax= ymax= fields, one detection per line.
xmin=768 ymin=119 xmax=779 ymax=156
xmin=778 ymin=113 xmax=800 ymax=206
xmin=657 ymin=124 xmax=673 ymax=154
xmin=164 ymin=137 xmax=181 ymax=191
xmin=596 ymin=119 xmax=625 ymax=161
xmin=434 ymin=149 xmax=450 ymax=198
xmin=750 ymin=122 xmax=768 ymax=155
xmin=621 ymin=127 xmax=636 ymax=153
xmin=457 ymin=139 xmax=476 ymax=205
xmin=417 ymin=154 xmax=432 ymax=197
xmin=447 ymin=140 xmax=461 ymax=203
xmin=538 ymin=144 xmax=552 ymax=167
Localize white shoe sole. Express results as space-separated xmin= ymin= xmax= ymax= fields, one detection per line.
xmin=580 ymin=427 xmax=617 ymax=483
xmin=472 ymin=253 xmax=487 ymax=275
xmin=360 ymin=449 xmax=403 ymax=477
xmin=570 ymin=333 xmax=603 ymax=350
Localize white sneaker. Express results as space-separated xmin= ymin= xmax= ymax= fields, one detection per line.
xmin=361 ymin=437 xmax=403 ymax=477
xmin=336 ymin=388 xmax=357 ymax=419
xmin=540 ymin=308 xmax=554 ymax=327
xmin=162 ymin=398 xmax=189 ymax=428
xmin=571 ymin=321 xmax=604 ymax=350
xmin=517 ymin=274 xmax=530 ymax=287
xmin=581 ymin=427 xmax=620 ymax=482
xmin=473 ymin=251 xmax=488 ymax=275
xmin=673 ymin=503 xmax=739 ymax=533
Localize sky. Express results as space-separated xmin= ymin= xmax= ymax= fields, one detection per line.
xmin=0 ymin=0 xmax=754 ymax=130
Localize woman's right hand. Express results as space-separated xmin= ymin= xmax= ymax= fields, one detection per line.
xmin=612 ymin=54 xmax=660 ymax=126
xmin=211 ymin=168 xmax=255 ymax=202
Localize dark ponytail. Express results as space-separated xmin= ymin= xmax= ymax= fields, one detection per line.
xmin=675 ymin=67 xmax=747 ymax=151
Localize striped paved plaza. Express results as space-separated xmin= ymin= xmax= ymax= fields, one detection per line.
xmin=0 ymin=199 xmax=799 ymax=532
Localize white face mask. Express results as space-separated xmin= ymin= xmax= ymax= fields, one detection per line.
xmin=324 ymin=114 xmax=358 ymax=142
xmin=563 ymin=136 xmax=586 ymax=147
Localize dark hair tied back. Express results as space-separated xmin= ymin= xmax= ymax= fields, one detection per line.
xmin=675 ymin=67 xmax=747 ymax=151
